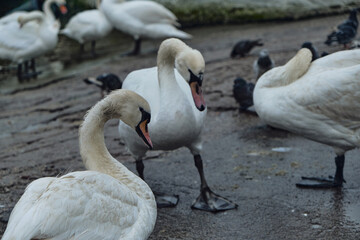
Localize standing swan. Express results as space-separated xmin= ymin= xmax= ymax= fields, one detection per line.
xmin=254 ymin=48 xmax=360 ymax=188
xmin=60 ymin=0 xmax=113 ymax=57
xmin=2 ymin=90 xmax=156 ymax=240
xmin=0 ymin=0 xmax=67 ymax=81
xmin=100 ymin=0 xmax=191 ymax=55
xmin=118 ymin=38 xmax=237 ymax=212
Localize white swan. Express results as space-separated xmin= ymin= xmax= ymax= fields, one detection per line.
xmin=253 ymin=48 xmax=360 ymax=188
xmin=100 ymin=0 xmax=191 ymax=55
xmin=2 ymin=89 xmax=156 ymax=240
xmin=60 ymin=0 xmax=113 ymax=57
xmin=0 ymin=0 xmax=66 ymax=25
xmin=118 ymin=38 xmax=237 ymax=212
xmin=0 ymin=0 xmax=67 ymax=81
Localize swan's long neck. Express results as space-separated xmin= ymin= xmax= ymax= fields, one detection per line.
xmin=43 ymin=0 xmax=56 ymax=22
xmin=79 ymin=100 xmax=153 ymax=201
xmin=256 ymin=48 xmax=312 ymax=89
xmin=157 ymin=39 xmax=188 ymax=93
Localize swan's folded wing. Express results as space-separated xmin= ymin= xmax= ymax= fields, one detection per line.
xmin=291 ymin=64 xmax=360 ymax=130
xmin=120 ymin=1 xmax=178 ymax=25
xmin=3 ymin=172 xmax=146 ymax=240
xmin=69 ymin=10 xmax=103 ymax=26
xmin=307 ymin=49 xmax=360 ymax=74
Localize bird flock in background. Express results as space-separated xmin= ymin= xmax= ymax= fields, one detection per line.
xmin=1 ymin=1 xmax=360 ymax=239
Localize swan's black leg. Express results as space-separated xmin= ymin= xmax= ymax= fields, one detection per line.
xmin=136 ymin=158 xmax=179 ymax=208
xmin=136 ymin=159 xmax=145 ymax=180
xmin=29 ymin=58 xmax=39 ymax=79
xmin=296 ymin=155 xmax=345 ymax=188
xmin=78 ymin=44 xmax=84 ymax=59
xmin=121 ymin=38 xmax=141 ymax=56
xmin=17 ymin=63 xmax=24 ymax=82
xmin=24 ymin=60 xmax=29 ymax=76
xmin=91 ymin=41 xmax=96 ymax=58
xmin=192 ymin=154 xmax=237 ymax=212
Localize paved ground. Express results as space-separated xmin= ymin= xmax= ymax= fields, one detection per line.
xmin=1 ymin=14 xmax=360 ymax=239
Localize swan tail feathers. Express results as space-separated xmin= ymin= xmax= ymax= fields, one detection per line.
xmin=2 ymin=210 xmax=41 ymax=240
xmin=169 ymin=30 xmax=192 ymax=39
xmin=59 ymin=28 xmax=71 ymax=37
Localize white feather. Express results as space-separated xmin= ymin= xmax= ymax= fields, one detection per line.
xmin=101 ymin=0 xmax=191 ymax=40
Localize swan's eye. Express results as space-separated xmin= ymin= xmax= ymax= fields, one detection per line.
xmin=139 ymin=107 xmax=151 ymax=125
xmin=188 ymin=69 xmax=203 ymax=86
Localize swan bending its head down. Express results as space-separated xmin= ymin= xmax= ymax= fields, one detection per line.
xmin=254 ymin=48 xmax=360 ymax=188
xmin=100 ymin=0 xmax=191 ymax=55
xmin=2 ymin=90 xmax=156 ymax=240
xmin=118 ymin=38 xmax=237 ymax=212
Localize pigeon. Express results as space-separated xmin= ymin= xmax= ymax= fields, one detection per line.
xmin=301 ymin=42 xmax=319 ymax=61
xmin=325 ymin=9 xmax=358 ymax=48
xmin=253 ymin=49 xmax=275 ymax=80
xmin=230 ymin=39 xmax=263 ymax=58
xmin=233 ymin=77 xmax=255 ymax=111
xmin=84 ymin=73 xmax=122 ymax=97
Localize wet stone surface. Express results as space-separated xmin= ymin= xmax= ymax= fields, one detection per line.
xmin=1 ymin=14 xmax=360 ymax=239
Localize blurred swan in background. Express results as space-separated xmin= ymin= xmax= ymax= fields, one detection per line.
xmin=60 ymin=0 xmax=112 ymax=57
xmin=2 ymin=90 xmax=156 ymax=240
xmin=254 ymin=48 xmax=360 ymax=188
xmin=0 ymin=0 xmax=67 ymax=81
xmin=100 ymin=0 xmax=191 ymax=55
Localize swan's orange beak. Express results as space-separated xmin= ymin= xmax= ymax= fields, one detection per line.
xmin=189 ymin=81 xmax=206 ymax=111
xmin=136 ymin=120 xmax=153 ymax=149
xmin=59 ymin=5 xmax=68 ymax=14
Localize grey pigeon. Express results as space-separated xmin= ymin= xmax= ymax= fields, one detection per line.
xmin=253 ymin=49 xmax=275 ymax=80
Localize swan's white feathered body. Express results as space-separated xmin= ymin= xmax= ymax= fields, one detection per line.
xmin=60 ymin=9 xmax=112 ymax=44
xmin=119 ymin=39 xmax=205 ymax=158
xmin=120 ymin=68 xmax=205 ymax=156
xmin=100 ymin=0 xmax=191 ymax=40
xmin=0 ymin=12 xmax=59 ymax=63
xmin=3 ymin=171 xmax=154 ymax=240
xmin=2 ymin=90 xmax=156 ymax=240
xmin=254 ymin=48 xmax=360 ymax=155
xmin=0 ymin=0 xmax=64 ymax=64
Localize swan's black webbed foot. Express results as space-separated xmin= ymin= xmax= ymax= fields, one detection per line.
xmin=296 ymin=176 xmax=345 ymax=188
xmin=191 ymin=186 xmax=238 ymax=212
xmin=154 ymin=191 xmax=179 ymax=208
xmin=296 ymin=155 xmax=345 ymax=189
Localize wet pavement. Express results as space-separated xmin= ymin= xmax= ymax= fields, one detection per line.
xmin=1 ymin=14 xmax=360 ymax=239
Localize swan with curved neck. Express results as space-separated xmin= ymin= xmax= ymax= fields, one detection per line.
xmin=0 ymin=0 xmax=67 ymax=81
xmin=254 ymin=48 xmax=360 ymax=188
xmin=100 ymin=0 xmax=191 ymax=55
xmin=60 ymin=0 xmax=113 ymax=57
xmin=118 ymin=38 xmax=237 ymax=212
xmin=2 ymin=90 xmax=156 ymax=240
